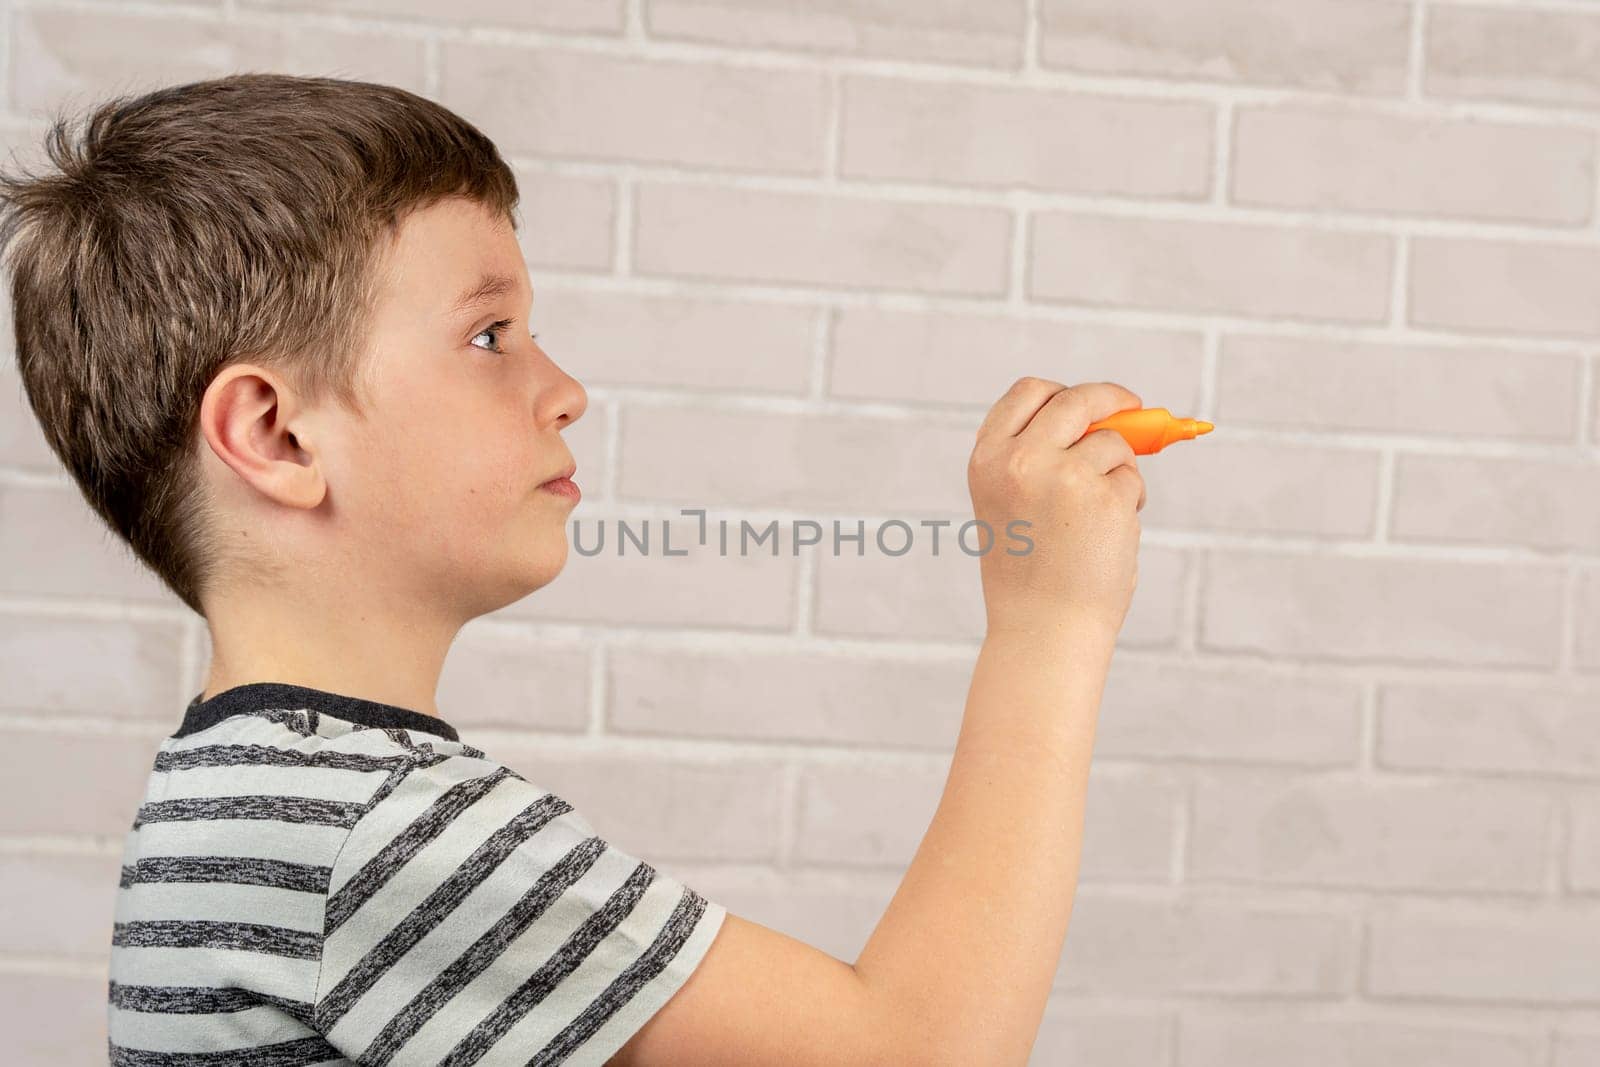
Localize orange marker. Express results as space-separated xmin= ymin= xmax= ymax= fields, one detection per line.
xmin=1084 ymin=408 xmax=1213 ymax=455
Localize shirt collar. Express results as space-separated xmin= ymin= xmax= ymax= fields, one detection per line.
xmin=175 ymin=681 xmax=459 ymax=742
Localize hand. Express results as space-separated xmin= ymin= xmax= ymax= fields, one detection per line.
xmin=967 ymin=378 xmax=1146 ymax=640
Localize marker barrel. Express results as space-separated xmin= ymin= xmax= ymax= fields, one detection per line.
xmin=1084 ymin=408 xmax=1213 ymax=455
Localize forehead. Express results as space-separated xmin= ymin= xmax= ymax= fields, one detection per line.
xmin=374 ymin=198 xmax=527 ymax=314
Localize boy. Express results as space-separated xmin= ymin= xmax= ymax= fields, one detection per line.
xmin=2 ymin=73 xmax=1145 ymax=1065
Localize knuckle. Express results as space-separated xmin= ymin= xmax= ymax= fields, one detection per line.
xmin=1048 ymin=393 xmax=1085 ymax=424
xmin=1058 ymin=454 xmax=1094 ymax=489
xmin=971 ymin=440 xmax=1030 ymax=489
xmin=1002 ymin=445 xmax=1037 ymax=485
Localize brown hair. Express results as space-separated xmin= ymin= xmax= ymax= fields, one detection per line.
xmin=0 ymin=72 xmax=520 ymax=616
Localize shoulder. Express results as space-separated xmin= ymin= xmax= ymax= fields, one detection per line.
xmin=312 ymin=744 xmax=727 ymax=1065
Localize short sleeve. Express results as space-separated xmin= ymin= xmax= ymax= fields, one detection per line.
xmin=313 ymin=754 xmax=727 ymax=1066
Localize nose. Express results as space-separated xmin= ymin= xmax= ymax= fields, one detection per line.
xmin=535 ymin=355 xmax=587 ymax=431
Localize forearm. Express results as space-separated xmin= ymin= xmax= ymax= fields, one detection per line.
xmin=852 ymin=622 xmax=1119 ymax=1065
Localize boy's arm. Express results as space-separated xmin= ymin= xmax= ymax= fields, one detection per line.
xmin=607 ymin=913 xmax=891 ymax=1066
xmin=854 ymin=625 xmax=1116 ymax=1062
xmin=610 ymin=624 xmax=1117 ymax=1066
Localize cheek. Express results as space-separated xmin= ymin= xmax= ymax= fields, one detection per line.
xmin=340 ymin=369 xmax=537 ymax=532
xmin=427 ymin=411 xmax=538 ymax=520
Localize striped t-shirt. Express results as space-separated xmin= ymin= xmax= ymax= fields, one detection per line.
xmin=108 ymin=682 xmax=727 ymax=1066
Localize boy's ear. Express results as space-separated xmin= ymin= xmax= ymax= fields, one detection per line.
xmin=198 ymin=363 xmax=327 ymax=510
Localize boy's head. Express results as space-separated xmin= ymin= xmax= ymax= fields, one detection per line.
xmin=0 ymin=73 xmax=587 ymax=623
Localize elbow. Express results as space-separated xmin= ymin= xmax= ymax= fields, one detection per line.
xmin=862 ymin=995 xmax=1025 ymax=1067
xmin=852 ymin=964 xmax=1030 ymax=1067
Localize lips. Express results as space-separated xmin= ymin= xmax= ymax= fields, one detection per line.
xmin=541 ymin=462 xmax=577 ymax=485
xmin=538 ymin=461 xmax=580 ymax=503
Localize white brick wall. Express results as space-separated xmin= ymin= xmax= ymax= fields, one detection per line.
xmin=0 ymin=1 xmax=1596 ymax=1062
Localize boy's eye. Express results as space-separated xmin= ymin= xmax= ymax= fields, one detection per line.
xmin=470 ymin=318 xmax=540 ymax=353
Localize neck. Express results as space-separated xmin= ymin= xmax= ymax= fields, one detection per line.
xmin=199 ymin=583 xmax=462 ymax=718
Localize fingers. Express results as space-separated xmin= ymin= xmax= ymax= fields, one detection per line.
xmin=974 ymin=375 xmax=1146 ymax=508
xmin=1107 ymin=463 xmax=1145 ymax=512
xmin=1022 ymin=381 xmax=1142 ymax=449
xmin=975 ymin=377 xmax=1072 ymax=441
xmin=1071 ymin=427 xmax=1139 ymax=477
xmin=976 ymin=377 xmax=1141 ymax=444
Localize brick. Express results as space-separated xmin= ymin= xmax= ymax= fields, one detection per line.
xmin=1392 ymin=454 xmax=1600 ymax=553
xmin=840 ymin=76 xmax=1212 ymax=198
xmin=1233 ymin=105 xmax=1594 ymax=225
xmin=811 ymin=540 xmax=1189 ymax=650
xmin=1077 ymin=769 xmax=1184 ymax=882
xmin=607 ymin=644 xmax=969 ymax=750
xmin=0 ymin=485 xmax=182 ymax=605
xmin=0 ymin=614 xmax=183 ymax=719
xmin=1121 ymin=546 xmax=1189 ymax=650
xmin=242 ymin=0 xmax=625 ymax=33
xmin=1580 ymin=569 xmax=1600 ymax=674
xmin=794 ymin=762 xmax=1182 ymax=884
xmin=497 ymin=505 xmax=797 ymax=631
xmin=828 ymin=306 xmax=1203 ymax=408
xmin=1410 ymin=238 xmax=1600 ymax=339
xmin=493 ymin=743 xmax=786 ymax=864
xmin=792 ymin=760 xmax=941 ymax=869
xmin=0 ymin=728 xmax=167 ymax=835
xmin=1380 ymin=683 xmax=1600 ymax=780
xmin=634 ymin=183 xmax=1012 ymax=296
xmin=1367 ymin=903 xmax=1600 ymax=1003
xmin=511 ymin=169 xmax=616 ymax=273
xmin=1030 ymin=214 xmax=1392 ymax=324
xmin=1039 ymin=0 xmax=1410 ymax=95
xmin=435 ymin=624 xmax=589 ymax=732
xmin=1593 ymin=363 xmax=1600 ymax=445
xmin=645 ymin=0 xmax=1028 ymax=69
xmin=0 ymin=972 xmax=107 ymax=1067
xmin=1097 ymin=661 xmax=1362 ymax=768
xmin=617 ymin=405 xmax=971 ymax=512
xmin=1217 ymin=335 xmax=1582 ymax=444
xmin=1571 ymin=791 xmax=1600 ymax=891
xmin=10 ymin=9 xmax=424 ymax=114
xmin=1031 ymin=1004 xmax=1173 ymax=1067
xmin=536 ymin=288 xmax=813 ymax=394
xmin=1140 ymin=439 xmax=1379 ymax=538
xmin=441 ymin=47 xmax=827 ymax=175
xmin=1180 ymin=1008 xmax=1540 ymax=1067
xmin=1202 ymin=551 xmax=1565 ymax=668
xmin=0 ymin=116 xmax=50 ymax=173
xmin=1057 ymin=890 xmax=1355 ymax=996
xmin=1556 ymin=1029 xmax=1600 ymax=1067
xmin=0 ymin=852 xmax=121 ymax=956
xmin=1427 ymin=6 xmax=1600 ymax=111
xmin=1189 ymin=772 xmax=1552 ymax=894
xmin=810 ymin=536 xmax=989 ymax=642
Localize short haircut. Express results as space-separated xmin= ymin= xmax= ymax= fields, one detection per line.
xmin=0 ymin=72 xmax=521 ymax=616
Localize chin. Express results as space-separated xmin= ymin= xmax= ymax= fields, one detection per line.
xmin=500 ymin=543 xmax=570 ymax=608
xmin=461 ymin=512 xmax=572 ymax=617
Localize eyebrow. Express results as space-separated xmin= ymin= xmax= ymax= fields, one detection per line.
xmin=445 ymin=271 xmax=528 ymax=318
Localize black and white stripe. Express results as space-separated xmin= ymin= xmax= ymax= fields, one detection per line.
xmin=109 ymin=686 xmax=726 ymax=1066
xmin=121 ymin=856 xmax=331 ymax=894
